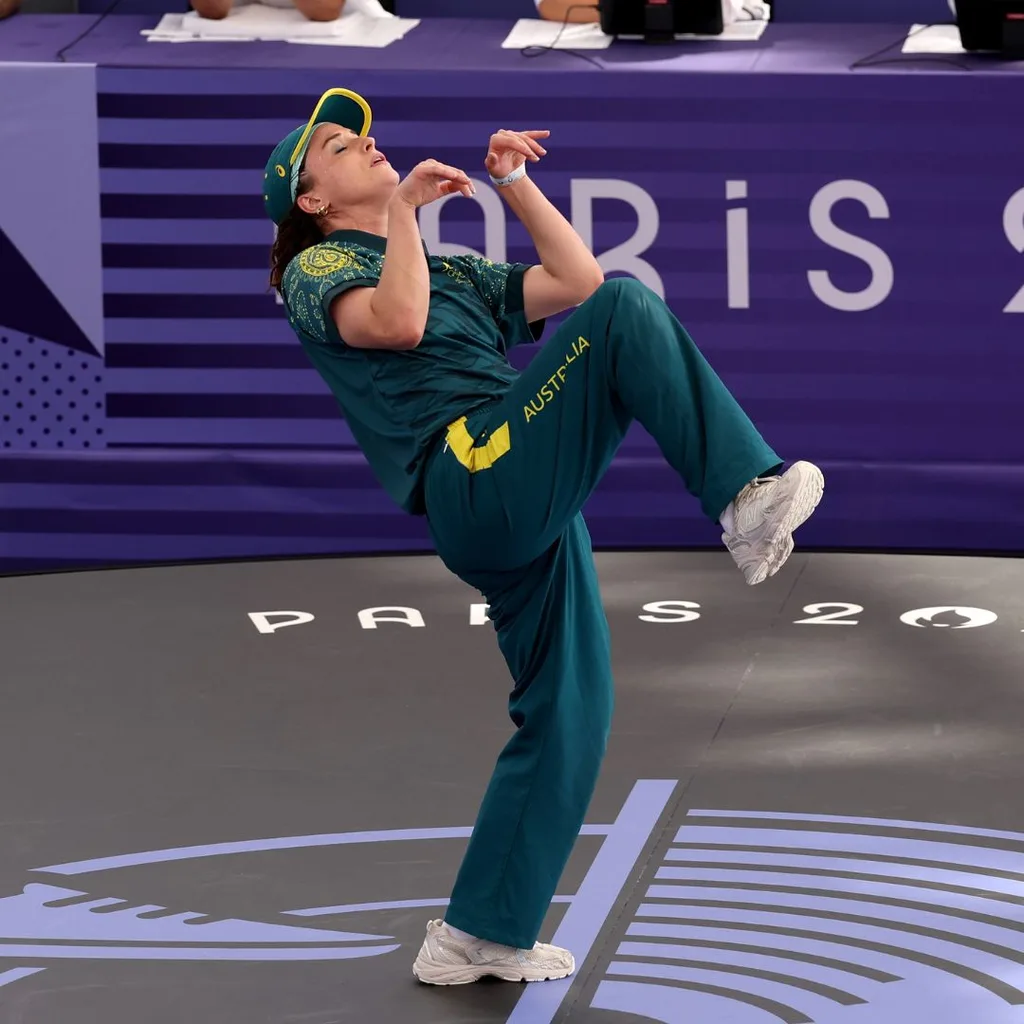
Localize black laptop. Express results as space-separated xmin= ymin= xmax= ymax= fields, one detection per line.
xmin=598 ymin=0 xmax=725 ymax=39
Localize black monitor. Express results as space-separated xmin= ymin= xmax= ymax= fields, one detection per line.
xmin=598 ymin=0 xmax=725 ymax=42
xmin=954 ymin=0 xmax=1024 ymax=54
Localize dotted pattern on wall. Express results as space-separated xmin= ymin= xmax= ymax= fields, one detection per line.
xmin=0 ymin=331 xmax=107 ymax=452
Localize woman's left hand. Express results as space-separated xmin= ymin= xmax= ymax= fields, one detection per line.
xmin=485 ymin=130 xmax=549 ymax=181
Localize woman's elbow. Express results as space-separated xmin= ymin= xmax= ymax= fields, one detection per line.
xmin=191 ymin=0 xmax=232 ymax=19
xmin=296 ymin=0 xmax=345 ymax=20
xmin=383 ymin=316 xmax=425 ymax=350
xmin=390 ymin=333 xmax=422 ymax=351
xmin=397 ymin=328 xmax=425 ymax=350
xmin=538 ymin=0 xmax=598 ymax=22
xmin=575 ymin=267 xmax=605 ymax=304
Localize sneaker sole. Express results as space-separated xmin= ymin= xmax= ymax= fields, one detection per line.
xmin=412 ymin=958 xmax=575 ymax=986
xmin=742 ymin=461 xmax=824 ymax=586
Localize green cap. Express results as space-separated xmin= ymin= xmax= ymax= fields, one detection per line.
xmin=263 ymin=87 xmax=373 ymax=225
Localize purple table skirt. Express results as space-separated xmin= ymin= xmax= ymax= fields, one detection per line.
xmin=3 ymin=16 xmax=1022 ymax=74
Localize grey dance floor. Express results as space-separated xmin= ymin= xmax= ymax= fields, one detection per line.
xmin=1 ymin=549 xmax=1024 ymax=1024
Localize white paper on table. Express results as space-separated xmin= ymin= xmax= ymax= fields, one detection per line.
xmin=501 ymin=19 xmax=613 ymax=50
xmin=902 ymin=23 xmax=967 ymax=53
xmin=145 ymin=13 xmax=260 ymax=40
xmin=171 ymin=6 xmax=376 ymax=38
xmin=724 ymin=0 xmax=770 ymax=23
xmin=288 ymin=14 xmax=419 ymax=45
xmin=695 ymin=18 xmax=768 ymax=40
xmin=142 ymin=0 xmax=416 ymax=45
xmin=501 ymin=14 xmax=767 ymax=51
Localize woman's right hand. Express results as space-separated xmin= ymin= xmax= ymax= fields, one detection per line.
xmin=394 ymin=159 xmax=476 ymax=208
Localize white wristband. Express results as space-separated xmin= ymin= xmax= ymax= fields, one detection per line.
xmin=489 ymin=163 xmax=527 ymax=188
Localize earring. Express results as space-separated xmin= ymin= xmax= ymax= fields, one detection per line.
xmin=315 ymin=202 xmax=329 ymax=217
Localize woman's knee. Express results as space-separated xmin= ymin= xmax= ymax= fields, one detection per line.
xmin=589 ymin=277 xmax=662 ymax=322
xmin=598 ymin=276 xmax=653 ymax=300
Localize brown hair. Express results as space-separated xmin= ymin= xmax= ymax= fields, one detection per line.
xmin=269 ymin=168 xmax=323 ymax=293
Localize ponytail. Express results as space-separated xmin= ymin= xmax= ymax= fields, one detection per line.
xmin=269 ymin=203 xmax=323 ymax=294
xmin=269 ymin=166 xmax=328 ymax=293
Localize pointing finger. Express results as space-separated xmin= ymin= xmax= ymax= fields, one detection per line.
xmin=503 ymin=131 xmax=546 ymax=159
xmin=522 ymin=134 xmax=547 ymax=157
xmin=498 ymin=136 xmax=539 ymax=162
xmin=429 ymin=162 xmax=472 ymax=183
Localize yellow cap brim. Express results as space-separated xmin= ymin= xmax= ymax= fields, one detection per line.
xmin=289 ymin=87 xmax=373 ymax=170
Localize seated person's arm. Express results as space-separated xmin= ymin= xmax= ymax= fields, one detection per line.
xmin=292 ymin=0 xmax=344 ymax=21
xmin=537 ymin=0 xmax=598 ymax=22
xmin=190 ymin=0 xmax=233 ymax=19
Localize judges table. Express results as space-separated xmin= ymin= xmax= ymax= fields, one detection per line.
xmin=1 ymin=16 xmax=1022 ymax=571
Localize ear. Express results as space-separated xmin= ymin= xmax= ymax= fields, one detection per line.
xmin=296 ymin=192 xmax=321 ymax=216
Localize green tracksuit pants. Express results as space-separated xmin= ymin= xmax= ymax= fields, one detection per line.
xmin=422 ymin=277 xmax=781 ymax=949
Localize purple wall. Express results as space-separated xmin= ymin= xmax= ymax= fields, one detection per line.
xmin=3 ymin=61 xmax=1024 ymax=571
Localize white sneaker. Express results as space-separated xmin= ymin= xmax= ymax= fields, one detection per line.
xmin=723 ymin=460 xmax=824 ymax=585
xmin=412 ymin=920 xmax=575 ymax=985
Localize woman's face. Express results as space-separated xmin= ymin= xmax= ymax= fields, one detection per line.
xmin=296 ymin=122 xmax=400 ymax=216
